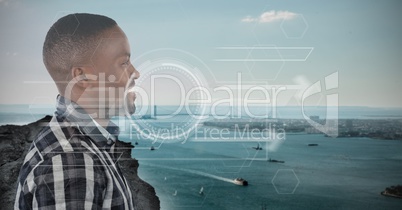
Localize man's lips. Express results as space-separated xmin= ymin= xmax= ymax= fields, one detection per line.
xmin=125 ymin=91 xmax=136 ymax=115
xmin=124 ymin=73 xmax=138 ymax=115
xmin=125 ymin=80 xmax=136 ymax=102
xmin=127 ymin=79 xmax=136 ymax=90
xmin=127 ymin=91 xmax=136 ymax=102
xmin=126 ymin=72 xmax=137 ymax=89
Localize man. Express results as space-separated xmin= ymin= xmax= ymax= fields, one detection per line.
xmin=15 ymin=13 xmax=139 ymax=209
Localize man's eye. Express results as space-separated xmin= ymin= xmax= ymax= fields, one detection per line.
xmin=122 ymin=60 xmax=130 ymax=66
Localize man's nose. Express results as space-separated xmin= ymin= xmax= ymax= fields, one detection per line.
xmin=130 ymin=65 xmax=140 ymax=79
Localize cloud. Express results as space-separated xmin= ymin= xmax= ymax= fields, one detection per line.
xmin=241 ymin=16 xmax=256 ymax=23
xmin=241 ymin=10 xmax=297 ymax=23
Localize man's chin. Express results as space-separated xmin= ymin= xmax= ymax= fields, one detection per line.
xmin=125 ymin=91 xmax=136 ymax=116
xmin=126 ymin=104 xmax=136 ymax=116
xmin=124 ymin=98 xmax=136 ymax=116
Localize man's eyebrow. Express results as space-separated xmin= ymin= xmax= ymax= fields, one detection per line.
xmin=117 ymin=52 xmax=131 ymax=59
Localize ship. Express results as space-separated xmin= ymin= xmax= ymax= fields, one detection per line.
xmin=308 ymin=143 xmax=318 ymax=146
xmin=233 ymin=178 xmax=248 ymax=186
xmin=268 ymin=158 xmax=285 ymax=163
xmin=252 ymin=143 xmax=263 ymax=150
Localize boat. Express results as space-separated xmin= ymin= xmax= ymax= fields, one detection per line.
xmin=233 ymin=178 xmax=248 ymax=186
xmin=199 ymin=187 xmax=204 ymax=195
xmin=308 ymin=143 xmax=318 ymax=146
xmin=252 ymin=143 xmax=263 ymax=150
xmin=150 ymin=146 xmax=155 ymax=150
xmin=268 ymin=158 xmax=285 ymax=163
xmin=135 ymin=141 xmax=138 ymax=145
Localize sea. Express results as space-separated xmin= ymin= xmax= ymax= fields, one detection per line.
xmin=1 ymin=105 xmax=402 ymax=209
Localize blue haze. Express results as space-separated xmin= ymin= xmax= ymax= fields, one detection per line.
xmin=1 ymin=106 xmax=402 ymax=209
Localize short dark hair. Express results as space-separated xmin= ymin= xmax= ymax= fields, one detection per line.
xmin=43 ymin=13 xmax=117 ymax=82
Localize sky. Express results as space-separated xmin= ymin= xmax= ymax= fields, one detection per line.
xmin=0 ymin=0 xmax=402 ymax=107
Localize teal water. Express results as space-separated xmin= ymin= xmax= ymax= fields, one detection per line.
xmin=1 ymin=105 xmax=402 ymax=126
xmin=121 ymin=134 xmax=402 ymax=210
xmin=1 ymin=110 xmax=402 ymax=209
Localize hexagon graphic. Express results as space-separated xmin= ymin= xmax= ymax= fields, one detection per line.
xmin=280 ymin=14 xmax=308 ymax=39
xmin=242 ymin=46 xmax=285 ymax=81
xmin=52 ymin=11 xmax=80 ymax=36
xmin=271 ymin=169 xmax=300 ymax=194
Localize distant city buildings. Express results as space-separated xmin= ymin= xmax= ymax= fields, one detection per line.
xmin=346 ymin=119 xmax=353 ymax=130
xmin=203 ymin=118 xmax=402 ymax=140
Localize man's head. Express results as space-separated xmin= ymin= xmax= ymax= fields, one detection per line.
xmin=43 ymin=13 xmax=139 ymax=120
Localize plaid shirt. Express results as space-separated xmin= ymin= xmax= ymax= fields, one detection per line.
xmin=15 ymin=96 xmax=134 ymax=210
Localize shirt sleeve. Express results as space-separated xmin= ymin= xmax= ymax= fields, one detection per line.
xmin=19 ymin=153 xmax=106 ymax=210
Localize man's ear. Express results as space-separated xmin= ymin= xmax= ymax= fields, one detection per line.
xmin=71 ymin=66 xmax=95 ymax=88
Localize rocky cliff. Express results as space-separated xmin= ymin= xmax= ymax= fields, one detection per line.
xmin=0 ymin=116 xmax=160 ymax=210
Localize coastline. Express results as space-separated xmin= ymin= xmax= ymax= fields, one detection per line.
xmin=0 ymin=116 xmax=160 ymax=210
xmin=381 ymin=191 xmax=402 ymax=199
xmin=381 ymin=185 xmax=402 ymax=199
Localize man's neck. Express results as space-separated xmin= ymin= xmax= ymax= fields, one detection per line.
xmin=65 ymin=96 xmax=113 ymax=129
xmin=64 ymin=91 xmax=113 ymax=129
xmin=81 ymin=108 xmax=112 ymax=128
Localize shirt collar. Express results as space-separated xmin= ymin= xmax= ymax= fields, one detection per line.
xmin=55 ymin=95 xmax=119 ymax=147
